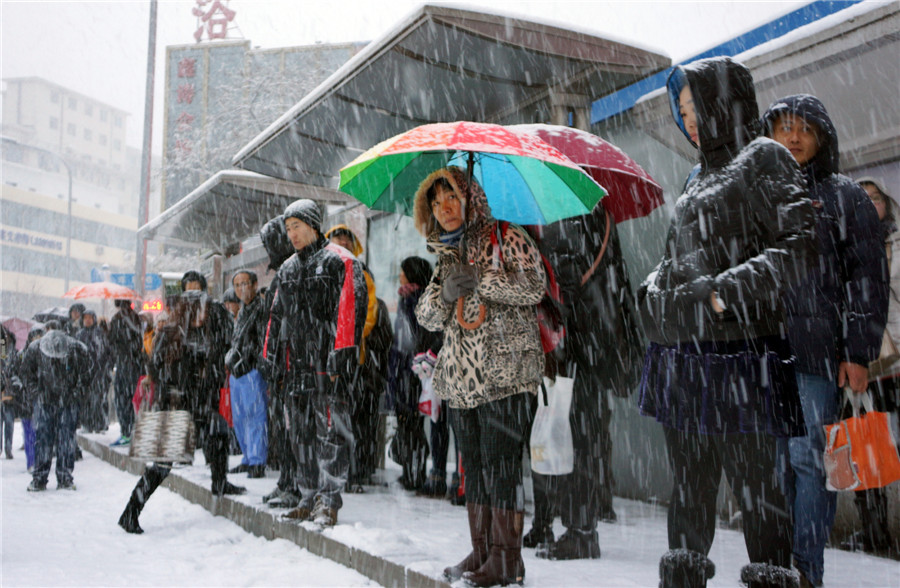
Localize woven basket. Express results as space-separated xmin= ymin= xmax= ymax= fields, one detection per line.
xmin=129 ymin=410 xmax=195 ymax=463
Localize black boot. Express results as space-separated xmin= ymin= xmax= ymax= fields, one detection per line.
xmin=538 ymin=528 xmax=601 ymax=560
xmin=739 ymin=563 xmax=799 ymax=588
xmin=659 ymin=549 xmax=715 ymax=588
xmin=118 ymin=465 xmax=169 ymax=534
xmin=522 ymin=523 xmax=554 ymax=549
xmin=209 ymin=434 xmax=246 ymax=496
xmin=842 ymin=488 xmax=893 ymax=554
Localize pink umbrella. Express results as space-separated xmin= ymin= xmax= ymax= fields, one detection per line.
xmin=1 ymin=316 xmax=42 ymax=351
xmin=512 ymin=124 xmax=664 ymax=223
xmin=63 ymin=281 xmax=141 ymax=301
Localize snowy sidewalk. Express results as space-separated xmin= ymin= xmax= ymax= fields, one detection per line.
xmin=4 ymin=423 xmax=898 ymax=587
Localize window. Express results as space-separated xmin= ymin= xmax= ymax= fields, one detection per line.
xmin=99 ymin=134 xmax=107 ymax=146
xmin=114 ymin=115 xmax=123 ymax=127
xmin=84 ymin=104 xmax=93 ymax=116
xmin=84 ymin=129 xmax=92 ymax=141
xmin=50 ymin=92 xmax=59 ymax=104
xmin=49 ymin=116 xmax=59 ymax=129
xmin=67 ymin=123 xmax=76 ymax=136
xmin=68 ymin=97 xmax=77 ymax=110
xmin=100 ymin=110 xmax=108 ymax=122
xmin=113 ymin=139 xmax=122 ymax=151
xmin=4 ymin=144 xmax=24 ymax=163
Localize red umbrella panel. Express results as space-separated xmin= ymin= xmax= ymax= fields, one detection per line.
xmin=63 ymin=281 xmax=141 ymax=301
xmin=511 ymin=124 xmax=664 ymax=223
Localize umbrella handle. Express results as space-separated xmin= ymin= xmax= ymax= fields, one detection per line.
xmin=456 ymin=297 xmax=486 ymax=330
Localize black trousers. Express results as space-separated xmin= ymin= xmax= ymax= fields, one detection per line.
xmin=454 ymin=393 xmax=532 ymax=510
xmin=664 ymin=426 xmax=792 ymax=567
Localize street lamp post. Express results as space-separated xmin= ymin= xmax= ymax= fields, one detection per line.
xmin=1 ymin=136 xmax=74 ymax=291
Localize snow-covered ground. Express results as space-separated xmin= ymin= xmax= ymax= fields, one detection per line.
xmin=2 ymin=422 xmax=899 ymax=588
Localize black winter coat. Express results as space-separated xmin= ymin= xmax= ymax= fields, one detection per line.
xmin=226 ymin=294 xmax=267 ymax=378
xmin=76 ymin=325 xmax=112 ymax=382
xmin=1 ymin=333 xmax=24 ymax=417
xmin=537 ymin=205 xmax=643 ymax=392
xmin=20 ymin=330 xmax=91 ymax=408
xmin=638 ymin=58 xmax=817 ymax=346
xmin=109 ymin=307 xmax=144 ymax=372
xmin=149 ymin=299 xmax=233 ymax=420
xmin=388 ymin=285 xmax=442 ymax=412
xmin=762 ymin=94 xmax=888 ymax=377
xmin=262 ymin=237 xmax=369 ymax=395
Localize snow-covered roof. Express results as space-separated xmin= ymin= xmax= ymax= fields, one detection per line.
xmin=138 ymin=169 xmax=350 ymax=251
xmin=231 ymin=3 xmax=670 ymax=188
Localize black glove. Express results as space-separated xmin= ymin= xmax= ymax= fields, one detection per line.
xmin=441 ymin=265 xmax=479 ymax=303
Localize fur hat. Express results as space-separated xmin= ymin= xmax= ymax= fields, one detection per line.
xmin=412 ymin=166 xmax=490 ymax=237
xmin=283 ymin=199 xmax=322 ymax=234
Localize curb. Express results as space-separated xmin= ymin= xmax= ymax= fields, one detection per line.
xmin=78 ymin=434 xmax=448 ymax=588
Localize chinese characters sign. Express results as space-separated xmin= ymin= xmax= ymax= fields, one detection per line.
xmin=192 ymin=0 xmax=236 ymax=43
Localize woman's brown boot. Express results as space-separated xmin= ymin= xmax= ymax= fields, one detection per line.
xmin=444 ymin=503 xmax=492 ymax=581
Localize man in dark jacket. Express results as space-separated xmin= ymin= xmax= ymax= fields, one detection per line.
xmin=76 ymin=310 xmax=112 ymax=433
xmin=20 ymin=325 xmax=91 ymax=491
xmin=526 ymin=204 xmax=643 ymax=560
xmin=638 ymin=57 xmax=816 ymax=588
xmin=258 ymin=215 xmax=303 ymax=508
xmin=261 ymin=199 xmax=368 ymax=526
xmin=1 ymin=326 xmax=23 ymax=460
xmin=226 ymin=269 xmax=268 ymax=478
xmin=762 ymin=94 xmax=888 ymax=588
xmin=108 ymin=299 xmax=144 ymax=446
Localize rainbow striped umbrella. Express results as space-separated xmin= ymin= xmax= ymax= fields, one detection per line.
xmin=338 ymin=121 xmax=605 ymax=225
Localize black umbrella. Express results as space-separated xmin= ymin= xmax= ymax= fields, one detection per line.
xmin=32 ymin=306 xmax=70 ymax=324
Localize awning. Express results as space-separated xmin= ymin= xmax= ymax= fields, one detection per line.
xmin=232 ymin=3 xmax=670 ymax=187
xmin=137 ymin=169 xmax=351 ymax=251
xmin=617 ymin=2 xmax=899 ymax=171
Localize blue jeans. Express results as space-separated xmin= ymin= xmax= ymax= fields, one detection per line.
xmin=22 ymin=418 xmax=36 ymax=469
xmin=230 ymin=369 xmax=268 ymax=466
xmin=32 ymin=400 xmax=79 ymax=486
xmin=786 ymin=372 xmax=840 ymax=586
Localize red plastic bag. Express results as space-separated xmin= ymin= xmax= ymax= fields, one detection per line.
xmin=824 ymin=390 xmax=900 ymax=491
xmin=219 ymin=383 xmax=233 ymax=428
xmin=132 ymin=375 xmax=155 ymax=414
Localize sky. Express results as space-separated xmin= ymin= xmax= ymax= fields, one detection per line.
xmin=0 ymin=0 xmax=813 ymax=154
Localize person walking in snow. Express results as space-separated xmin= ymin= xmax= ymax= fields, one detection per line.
xmin=226 ymin=269 xmax=269 ymax=479
xmin=19 ymin=323 xmax=91 ymax=491
xmin=108 ymin=299 xmax=144 ymax=446
xmin=1 ymin=326 xmax=23 ymax=460
xmin=761 ymin=94 xmax=888 ymax=587
xmin=261 ymin=200 xmax=369 ymax=527
xmin=414 ymin=167 xmax=545 ymax=587
xmin=637 ymin=57 xmax=817 ymax=588
xmin=117 ymin=274 xmax=244 ymax=534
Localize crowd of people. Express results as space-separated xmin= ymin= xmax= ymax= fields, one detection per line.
xmin=0 ymin=55 xmax=897 ymax=588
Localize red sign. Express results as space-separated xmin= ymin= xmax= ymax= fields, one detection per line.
xmin=142 ymin=299 xmax=164 ymax=312
xmin=192 ymin=0 xmax=236 ymax=43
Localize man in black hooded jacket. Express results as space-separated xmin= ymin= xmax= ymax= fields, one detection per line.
xmin=108 ymin=299 xmax=144 ymax=446
xmin=261 ymin=199 xmax=368 ymax=526
xmin=762 ymin=94 xmax=887 ymax=588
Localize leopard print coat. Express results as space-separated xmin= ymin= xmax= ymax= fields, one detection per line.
xmin=414 ymin=167 xmax=545 ymax=409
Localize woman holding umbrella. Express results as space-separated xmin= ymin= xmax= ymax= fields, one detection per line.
xmin=414 ymin=166 xmax=544 ymax=587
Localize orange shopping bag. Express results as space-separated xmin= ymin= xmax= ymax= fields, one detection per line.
xmin=824 ymin=389 xmax=900 ymax=492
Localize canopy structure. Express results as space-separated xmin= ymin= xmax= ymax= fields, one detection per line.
xmin=618 ymin=2 xmax=899 ymax=173
xmin=232 ymin=3 xmax=670 ymax=188
xmin=137 ymin=170 xmax=351 ymax=252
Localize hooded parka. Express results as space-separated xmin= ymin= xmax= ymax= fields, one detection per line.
xmin=414 ymin=166 xmax=545 ymax=410
xmin=761 ymin=94 xmax=887 ymax=378
xmin=638 ymin=57 xmax=817 ymax=437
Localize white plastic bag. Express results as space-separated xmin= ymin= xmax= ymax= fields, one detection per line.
xmin=530 ymin=376 xmax=574 ymax=476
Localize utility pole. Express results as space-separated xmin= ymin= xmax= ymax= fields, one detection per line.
xmin=134 ymin=0 xmax=158 ymax=299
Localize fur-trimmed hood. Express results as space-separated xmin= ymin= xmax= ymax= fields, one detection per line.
xmin=324 ymin=224 xmax=364 ymax=257
xmin=413 ymin=166 xmax=493 ymax=238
